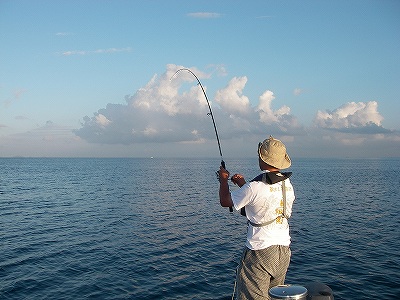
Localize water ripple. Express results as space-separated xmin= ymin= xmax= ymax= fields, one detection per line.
xmin=1 ymin=158 xmax=399 ymax=299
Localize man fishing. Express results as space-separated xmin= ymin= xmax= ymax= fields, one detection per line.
xmin=218 ymin=136 xmax=295 ymax=299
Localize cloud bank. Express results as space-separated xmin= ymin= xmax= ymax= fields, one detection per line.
xmin=75 ymin=64 xmax=305 ymax=145
xmin=74 ymin=64 xmax=398 ymax=157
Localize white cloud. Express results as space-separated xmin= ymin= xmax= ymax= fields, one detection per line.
xmin=206 ymin=64 xmax=228 ymax=77
xmin=187 ymin=12 xmax=221 ymax=18
xmin=215 ymin=77 xmax=250 ymax=115
xmin=257 ymin=90 xmax=291 ymax=125
xmin=132 ymin=65 xmax=209 ymax=116
xmin=142 ymin=126 xmax=158 ymax=136
xmin=75 ymin=64 xmax=304 ymax=145
xmin=56 ymin=32 xmax=72 ymax=36
xmin=62 ymin=50 xmax=86 ymax=56
xmin=60 ymin=47 xmax=132 ymax=56
xmin=75 ymin=64 xmax=214 ymax=144
xmin=256 ymin=15 xmax=274 ymax=19
xmin=72 ymin=65 xmax=398 ymax=158
xmin=314 ymin=101 xmax=388 ymax=133
xmin=293 ymin=88 xmax=303 ymax=96
xmin=95 ymin=114 xmax=112 ymax=127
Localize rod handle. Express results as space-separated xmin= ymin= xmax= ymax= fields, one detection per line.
xmin=221 ymin=160 xmax=226 ymax=169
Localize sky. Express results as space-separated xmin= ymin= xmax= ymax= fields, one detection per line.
xmin=1 ymin=0 xmax=399 ymax=159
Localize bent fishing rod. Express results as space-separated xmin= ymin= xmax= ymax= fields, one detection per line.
xmin=171 ymin=68 xmax=233 ymax=212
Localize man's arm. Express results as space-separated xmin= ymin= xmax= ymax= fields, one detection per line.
xmin=219 ymin=166 xmax=234 ymax=208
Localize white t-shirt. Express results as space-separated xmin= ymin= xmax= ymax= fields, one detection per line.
xmin=231 ymin=173 xmax=295 ymax=250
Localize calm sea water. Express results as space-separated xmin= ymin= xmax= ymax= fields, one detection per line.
xmin=1 ymin=157 xmax=399 ymax=299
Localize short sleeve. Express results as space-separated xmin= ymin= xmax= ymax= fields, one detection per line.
xmin=231 ymin=183 xmax=255 ymax=211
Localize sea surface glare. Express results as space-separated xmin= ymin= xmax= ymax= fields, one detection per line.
xmin=1 ymin=158 xmax=399 ymax=299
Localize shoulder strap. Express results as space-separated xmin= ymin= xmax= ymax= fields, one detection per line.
xmin=282 ymin=180 xmax=287 ymax=219
xmin=248 ymin=218 xmax=277 ymax=227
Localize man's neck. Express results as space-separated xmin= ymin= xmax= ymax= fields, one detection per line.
xmin=262 ymin=167 xmax=280 ymax=172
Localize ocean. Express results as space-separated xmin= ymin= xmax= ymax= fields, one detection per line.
xmin=1 ymin=157 xmax=399 ymax=299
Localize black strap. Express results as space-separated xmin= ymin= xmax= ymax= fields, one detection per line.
xmin=250 ymin=171 xmax=292 ymax=184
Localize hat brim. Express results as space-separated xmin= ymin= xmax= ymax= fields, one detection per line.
xmin=259 ymin=151 xmax=291 ymax=169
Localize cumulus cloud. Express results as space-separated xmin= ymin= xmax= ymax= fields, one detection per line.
xmin=95 ymin=114 xmax=112 ymax=127
xmin=74 ymin=64 xmax=398 ymax=158
xmin=215 ymin=77 xmax=250 ymax=115
xmin=256 ymin=90 xmax=298 ymax=134
xmin=314 ymin=101 xmax=390 ymax=134
xmin=75 ymin=65 xmax=213 ymax=144
xmin=258 ymin=90 xmax=279 ymax=123
xmin=74 ymin=64 xmax=303 ymax=145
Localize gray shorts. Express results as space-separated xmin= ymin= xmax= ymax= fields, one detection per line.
xmin=236 ymin=245 xmax=291 ymax=300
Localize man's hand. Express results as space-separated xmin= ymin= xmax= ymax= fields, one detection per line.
xmin=218 ymin=166 xmax=230 ymax=182
xmin=219 ymin=166 xmax=233 ymax=208
xmin=231 ymin=174 xmax=246 ymax=187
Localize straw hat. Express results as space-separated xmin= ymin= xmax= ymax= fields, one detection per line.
xmin=258 ymin=136 xmax=291 ymax=169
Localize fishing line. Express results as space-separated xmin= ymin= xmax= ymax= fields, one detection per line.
xmin=170 ymin=68 xmax=233 ymax=212
xmin=170 ymin=68 xmax=225 ymax=168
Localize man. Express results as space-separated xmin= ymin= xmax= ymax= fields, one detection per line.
xmin=219 ymin=136 xmax=295 ymax=299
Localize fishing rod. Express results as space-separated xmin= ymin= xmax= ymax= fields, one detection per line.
xmin=171 ymin=68 xmax=233 ymax=212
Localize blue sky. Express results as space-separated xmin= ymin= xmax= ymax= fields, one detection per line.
xmin=1 ymin=0 xmax=399 ymax=158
